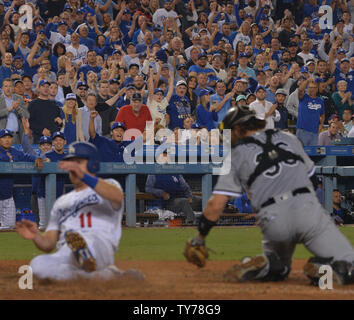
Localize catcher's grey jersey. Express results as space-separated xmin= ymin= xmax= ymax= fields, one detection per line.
xmin=213 ymin=130 xmax=315 ymax=210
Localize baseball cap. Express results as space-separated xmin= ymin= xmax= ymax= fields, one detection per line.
xmin=228 ymin=61 xmax=237 ymax=68
xmin=288 ymin=41 xmax=298 ymax=47
xmin=176 ymin=80 xmax=187 ymax=87
xmin=255 ymin=85 xmax=266 ymax=93
xmin=208 ymin=75 xmax=218 ymax=82
xmin=129 ymin=63 xmax=139 ymax=69
xmin=280 ymin=63 xmax=289 ymax=70
xmin=236 ymin=95 xmax=246 ymax=102
xmin=328 ymin=114 xmax=341 ymax=121
xmin=239 ymin=52 xmax=249 ymax=58
xmin=38 ymin=29 xmax=45 ymax=34
xmin=256 ymin=69 xmax=265 ymax=76
xmin=13 ymin=55 xmax=22 ymax=61
xmin=337 ymin=48 xmax=346 ymax=55
xmin=77 ymin=81 xmax=88 ymax=88
xmin=300 ymin=66 xmax=309 ymax=73
xmin=39 ymin=136 xmax=52 ymax=145
xmin=111 ymin=122 xmax=126 ymax=131
xmin=126 ymin=84 xmax=136 ymax=90
xmin=39 ymin=80 xmax=50 ymax=87
xmin=123 ymin=8 xmax=131 ymax=14
xmin=341 ymin=58 xmax=350 ymax=63
xmin=52 ymin=131 xmax=66 ymax=140
xmin=177 ymin=64 xmax=187 ymax=70
xmin=199 ymin=28 xmax=208 ymax=34
xmin=315 ymin=77 xmax=325 ymax=83
xmin=260 ymin=15 xmax=268 ymax=20
xmin=245 ymin=13 xmax=253 ymax=19
xmin=113 ymin=49 xmax=121 ymax=55
xmin=153 ymin=24 xmax=162 ymax=31
xmin=65 ymin=93 xmax=77 ymax=100
xmin=275 ymin=88 xmax=288 ymax=96
xmin=131 ymin=92 xmax=142 ymax=101
xmin=263 ymin=65 xmax=271 ymax=72
xmin=58 ymin=20 xmax=67 ymax=26
xmin=191 ymin=123 xmax=201 ymax=129
xmin=306 ymin=60 xmax=315 ymax=66
xmin=246 ymin=93 xmax=256 ymax=100
xmin=0 ymin=129 xmax=13 ymax=138
xmin=76 ymin=8 xmax=84 ymax=14
xmin=154 ymin=88 xmax=164 ymax=95
xmin=198 ymin=89 xmax=212 ymax=98
xmin=337 ymin=18 xmax=344 ymax=24
xmin=161 ymin=63 xmax=169 ymax=70
xmin=0 ymin=1 xmax=4 ymax=6
xmin=109 ymin=78 xmax=119 ymax=84
xmin=14 ymin=79 xmax=23 ymax=86
xmin=35 ymin=21 xmax=45 ymax=27
xmin=63 ymin=3 xmax=72 ymax=11
xmin=126 ymin=42 xmax=135 ymax=48
xmin=139 ymin=52 xmax=147 ymax=58
xmin=198 ymin=52 xmax=207 ymax=59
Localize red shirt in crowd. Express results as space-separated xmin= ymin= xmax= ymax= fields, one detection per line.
xmin=115 ymin=104 xmax=152 ymax=135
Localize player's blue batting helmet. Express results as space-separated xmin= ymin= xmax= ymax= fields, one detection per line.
xmin=63 ymin=142 xmax=100 ymax=173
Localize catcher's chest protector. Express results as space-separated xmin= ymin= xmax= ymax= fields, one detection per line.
xmin=235 ymin=129 xmax=305 ymax=188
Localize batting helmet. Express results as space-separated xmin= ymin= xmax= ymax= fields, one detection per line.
xmin=63 ymin=142 xmax=100 ymax=173
xmin=220 ymin=106 xmax=257 ymax=130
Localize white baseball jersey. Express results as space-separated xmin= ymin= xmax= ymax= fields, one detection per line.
xmin=66 ymin=44 xmax=89 ymax=65
xmin=46 ymin=178 xmax=123 ymax=251
xmin=48 ymin=32 xmax=72 ymax=49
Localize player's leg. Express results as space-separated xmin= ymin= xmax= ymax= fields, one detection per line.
xmin=224 ymin=202 xmax=295 ymax=282
xmin=37 ymin=197 xmax=47 ymax=230
xmin=299 ymin=199 xmax=354 ymax=284
xmin=166 ymin=198 xmax=195 ymax=223
xmin=30 ymin=245 xmax=81 ymax=280
xmin=2 ymin=197 xmax=16 ymax=229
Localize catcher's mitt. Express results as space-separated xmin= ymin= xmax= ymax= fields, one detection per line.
xmin=184 ymin=236 xmax=209 ymax=268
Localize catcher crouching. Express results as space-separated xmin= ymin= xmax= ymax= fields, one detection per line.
xmin=184 ymin=105 xmax=354 ymax=285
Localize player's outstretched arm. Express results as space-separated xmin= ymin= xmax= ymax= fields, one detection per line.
xmin=15 ymin=220 xmax=59 ymax=253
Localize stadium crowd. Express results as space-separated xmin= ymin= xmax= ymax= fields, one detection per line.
xmin=0 ymin=0 xmax=352 ymax=149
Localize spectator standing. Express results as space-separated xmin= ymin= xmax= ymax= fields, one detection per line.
xmin=28 ymin=80 xmax=62 ymax=144
xmin=80 ymin=92 xmax=102 ymax=141
xmin=60 ymin=93 xmax=85 ymax=144
xmin=249 ymin=86 xmax=280 ymax=130
xmin=210 ymin=80 xmax=233 ymax=127
xmin=331 ymin=80 xmax=353 ymax=119
xmin=274 ymin=89 xmax=289 ymax=130
xmin=115 ymin=92 xmax=152 ymax=136
xmin=296 ymin=79 xmax=325 ymax=146
xmin=196 ymin=89 xmax=218 ymax=131
xmin=0 ymin=78 xmax=29 ymax=144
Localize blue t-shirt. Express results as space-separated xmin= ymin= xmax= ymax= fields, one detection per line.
xmin=210 ymin=93 xmax=231 ymax=127
xmin=187 ymin=65 xmax=215 ymax=76
xmin=167 ymin=95 xmax=192 ymax=130
xmin=89 ymin=134 xmax=130 ymax=162
xmin=63 ymin=114 xmax=76 ymax=145
xmin=77 ymin=64 xmax=103 ymax=81
xmin=196 ymin=103 xmax=218 ymax=131
xmin=0 ymin=66 xmax=12 ymax=87
xmin=296 ymin=94 xmax=325 ymax=133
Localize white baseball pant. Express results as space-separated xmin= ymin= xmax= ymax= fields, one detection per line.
xmin=0 ymin=197 xmax=16 ymax=229
xmin=30 ymin=231 xmax=116 ymax=280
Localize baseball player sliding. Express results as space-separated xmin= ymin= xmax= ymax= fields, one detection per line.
xmin=184 ymin=106 xmax=354 ymax=285
xmin=16 ymin=142 xmax=144 ymax=281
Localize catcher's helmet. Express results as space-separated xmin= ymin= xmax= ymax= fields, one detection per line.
xmin=63 ymin=142 xmax=100 ymax=173
xmin=220 ymin=106 xmax=257 ymax=130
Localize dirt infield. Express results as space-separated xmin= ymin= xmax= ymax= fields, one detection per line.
xmin=1 ymin=259 xmax=354 ymax=300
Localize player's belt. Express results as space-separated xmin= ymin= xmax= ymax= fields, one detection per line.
xmin=260 ymin=187 xmax=311 ymax=209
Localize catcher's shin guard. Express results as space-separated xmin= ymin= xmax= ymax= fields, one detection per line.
xmin=304 ymin=257 xmax=354 ymax=285
xmin=223 ymin=255 xmax=268 ymax=282
xmin=65 ymin=231 xmax=97 ymax=272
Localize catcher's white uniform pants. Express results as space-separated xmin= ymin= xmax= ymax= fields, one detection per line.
xmin=38 ymin=197 xmax=47 ymax=228
xmin=0 ymin=197 xmax=16 ymax=228
xmin=30 ymin=232 xmax=116 ymax=280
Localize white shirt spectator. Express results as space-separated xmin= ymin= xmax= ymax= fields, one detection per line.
xmin=348 ymin=126 xmax=354 ymax=138
xmin=147 ymin=97 xmax=168 ymax=127
xmin=297 ymin=52 xmax=315 ymax=65
xmin=66 ymin=44 xmax=89 ymax=65
xmin=249 ymin=99 xmax=280 ymax=129
xmin=233 ymin=33 xmax=251 ymax=48
xmin=48 ymin=32 xmax=72 ymax=49
xmin=152 ymin=8 xmax=181 ymax=28
xmin=79 ymin=106 xmax=102 ymax=141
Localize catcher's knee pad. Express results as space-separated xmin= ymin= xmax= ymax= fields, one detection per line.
xmin=331 ymin=261 xmax=354 ymax=285
xmin=261 ymin=253 xmax=290 ymax=282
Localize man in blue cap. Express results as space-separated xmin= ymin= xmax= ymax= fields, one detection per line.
xmin=237 ymin=52 xmax=256 ymax=81
xmin=45 ymin=131 xmax=67 ymax=198
xmin=187 ymin=52 xmax=215 ymax=77
xmin=45 ymin=19 xmax=72 ymax=50
xmin=89 ymin=114 xmax=130 ymax=162
xmin=0 ymin=129 xmax=43 ymax=230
